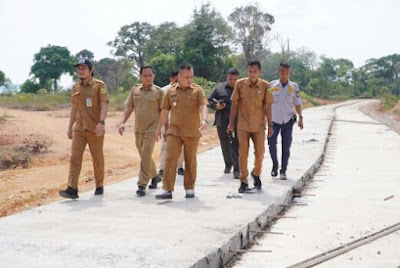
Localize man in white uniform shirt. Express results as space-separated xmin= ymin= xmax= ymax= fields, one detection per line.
xmin=268 ymin=62 xmax=304 ymax=180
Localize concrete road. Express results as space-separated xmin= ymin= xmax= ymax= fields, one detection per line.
xmin=234 ymin=100 xmax=400 ymax=268
xmin=0 ymin=101 xmax=341 ymax=268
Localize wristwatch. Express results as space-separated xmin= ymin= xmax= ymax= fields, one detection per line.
xmin=99 ymin=120 xmax=105 ymax=125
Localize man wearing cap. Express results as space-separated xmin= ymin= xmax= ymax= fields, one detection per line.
xmin=228 ymin=60 xmax=274 ymax=193
xmin=119 ymin=66 xmax=164 ymax=197
xmin=208 ymin=68 xmax=240 ymax=179
xmin=158 ymin=70 xmax=185 ymax=178
xmin=268 ymin=62 xmax=304 ymax=180
xmin=59 ymin=58 xmax=109 ymax=199
xmin=155 ymin=63 xmax=208 ymax=200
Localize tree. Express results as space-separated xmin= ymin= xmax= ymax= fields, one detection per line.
xmin=0 ymin=70 xmax=5 ymax=86
xmin=21 ymin=79 xmax=41 ymax=94
xmin=229 ymin=5 xmax=275 ymax=62
xmin=179 ymin=3 xmax=233 ymax=81
xmin=76 ymin=49 xmax=95 ymax=61
xmin=95 ymin=58 xmax=137 ymax=93
xmin=31 ymin=45 xmax=74 ymax=91
xmin=148 ymin=53 xmax=177 ymax=86
xmin=145 ymin=22 xmax=184 ymax=59
xmin=108 ymin=22 xmax=153 ymax=73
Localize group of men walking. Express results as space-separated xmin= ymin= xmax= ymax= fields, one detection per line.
xmin=59 ymin=58 xmax=303 ymax=200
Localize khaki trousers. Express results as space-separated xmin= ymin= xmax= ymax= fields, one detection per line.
xmin=237 ymin=129 xmax=265 ymax=184
xmin=162 ymin=135 xmax=200 ymax=191
xmin=135 ymin=132 xmax=158 ymax=187
xmin=68 ymin=130 xmax=105 ymax=189
xmin=159 ymin=126 xmax=184 ymax=170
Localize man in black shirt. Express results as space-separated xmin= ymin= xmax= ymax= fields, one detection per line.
xmin=208 ymin=68 xmax=240 ymax=178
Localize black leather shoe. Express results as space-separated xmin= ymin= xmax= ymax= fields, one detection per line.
xmin=94 ymin=187 xmax=104 ymax=195
xmin=233 ymin=170 xmax=240 ymax=179
xmin=251 ymin=171 xmax=262 ymax=190
xmin=224 ymin=166 xmax=232 ymax=174
xmin=238 ymin=182 xmax=250 ymax=193
xmin=271 ymin=164 xmax=278 ymax=177
xmin=177 ymin=168 xmax=185 ymax=176
xmin=280 ymin=171 xmax=287 ymax=180
xmin=148 ymin=175 xmax=162 ymax=189
xmin=137 ymin=186 xmax=146 ymax=197
xmin=156 ymin=191 xmax=173 ymax=200
xmin=59 ymin=187 xmax=79 ymax=199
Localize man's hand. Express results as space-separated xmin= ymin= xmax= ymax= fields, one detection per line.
xmin=155 ymin=128 xmax=162 ymax=142
xmin=298 ymin=118 xmax=304 ymax=130
xmin=119 ymin=123 xmax=125 ymax=136
xmin=67 ymin=127 xmax=73 ymax=139
xmin=267 ymin=126 xmax=274 ymax=137
xmin=95 ymin=123 xmax=105 ymax=137
xmin=216 ymin=102 xmax=226 ymax=110
xmin=227 ymin=122 xmax=235 ymax=134
xmin=199 ymin=120 xmax=208 ymax=132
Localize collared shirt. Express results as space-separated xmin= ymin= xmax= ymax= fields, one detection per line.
xmin=269 ymin=79 xmax=302 ymax=124
xmin=71 ymin=77 xmax=109 ymax=132
xmin=231 ymin=77 xmax=273 ymax=132
xmin=125 ymin=83 xmax=164 ymax=134
xmin=162 ymin=82 xmax=208 ymax=138
xmin=208 ymin=82 xmax=234 ymax=127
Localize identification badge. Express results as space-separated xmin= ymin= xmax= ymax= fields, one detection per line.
xmin=173 ymin=102 xmax=177 ymax=106
xmin=86 ymin=98 xmax=92 ymax=107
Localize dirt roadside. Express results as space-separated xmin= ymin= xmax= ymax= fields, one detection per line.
xmin=0 ymin=107 xmax=219 ymax=217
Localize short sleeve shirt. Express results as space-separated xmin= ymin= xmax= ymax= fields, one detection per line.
xmin=269 ymin=80 xmax=302 ymax=124
xmin=231 ymin=78 xmax=273 ymax=132
xmin=162 ymin=82 xmax=208 ymax=138
xmin=71 ymin=77 xmax=109 ymax=132
xmin=125 ymin=84 xmax=164 ymax=133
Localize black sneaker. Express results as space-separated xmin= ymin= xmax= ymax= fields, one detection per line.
xmin=148 ymin=175 xmax=162 ymax=189
xmin=156 ymin=191 xmax=173 ymax=200
xmin=224 ymin=166 xmax=232 ymax=174
xmin=137 ymin=186 xmax=146 ymax=197
xmin=59 ymin=187 xmax=79 ymax=199
xmin=94 ymin=187 xmax=104 ymax=195
xmin=233 ymin=170 xmax=240 ymax=179
xmin=158 ymin=170 xmax=164 ymax=177
xmin=280 ymin=170 xmax=287 ymax=180
xmin=238 ymin=182 xmax=250 ymax=193
xmin=177 ymin=168 xmax=185 ymax=176
xmin=271 ymin=164 xmax=278 ymax=177
xmin=251 ymin=171 xmax=262 ymax=190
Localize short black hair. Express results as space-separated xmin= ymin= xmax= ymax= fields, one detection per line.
xmin=228 ymin=68 xmax=240 ymax=76
xmin=170 ymin=70 xmax=179 ymax=78
xmin=140 ymin=66 xmax=154 ymax=75
xmin=248 ymin=60 xmax=261 ymax=70
xmin=179 ymin=63 xmax=193 ymax=71
xmin=280 ymin=62 xmax=291 ymax=69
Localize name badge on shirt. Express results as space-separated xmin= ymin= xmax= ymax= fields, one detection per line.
xmin=86 ymin=98 xmax=92 ymax=107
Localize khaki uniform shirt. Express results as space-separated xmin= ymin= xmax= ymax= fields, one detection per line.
xmin=71 ymin=77 xmax=109 ymax=132
xmin=231 ymin=78 xmax=273 ymax=133
xmin=125 ymin=83 xmax=164 ymax=133
xmin=162 ymin=82 xmax=208 ymax=138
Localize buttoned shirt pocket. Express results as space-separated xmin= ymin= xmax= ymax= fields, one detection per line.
xmin=254 ymin=89 xmax=265 ymax=107
xmin=286 ymin=92 xmax=294 ymax=104
xmin=170 ymin=93 xmax=180 ymax=126
xmin=133 ymin=93 xmax=141 ymax=108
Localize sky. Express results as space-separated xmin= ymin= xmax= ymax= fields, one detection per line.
xmin=0 ymin=0 xmax=399 ymax=86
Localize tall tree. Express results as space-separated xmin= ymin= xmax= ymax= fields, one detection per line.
xmin=0 ymin=70 xmax=5 ymax=87
xmin=75 ymin=49 xmax=95 ymax=61
xmin=31 ymin=45 xmax=74 ymax=91
xmin=179 ymin=3 xmax=233 ymax=81
xmin=95 ymin=58 xmax=137 ymax=93
xmin=229 ymin=5 xmax=275 ymax=62
xmin=145 ymin=22 xmax=183 ymax=59
xmin=108 ymin=22 xmax=153 ymax=73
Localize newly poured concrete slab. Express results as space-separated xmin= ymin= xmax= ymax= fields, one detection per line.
xmin=0 ymin=102 xmax=342 ymax=268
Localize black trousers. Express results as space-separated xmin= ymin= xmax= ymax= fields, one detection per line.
xmin=217 ymin=126 xmax=239 ymax=171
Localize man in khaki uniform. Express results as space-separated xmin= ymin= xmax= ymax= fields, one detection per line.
xmin=119 ymin=66 xmax=164 ymax=196
xmin=155 ymin=63 xmax=208 ymax=200
xmin=228 ymin=60 xmax=273 ymax=193
xmin=59 ymin=58 xmax=109 ymax=199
